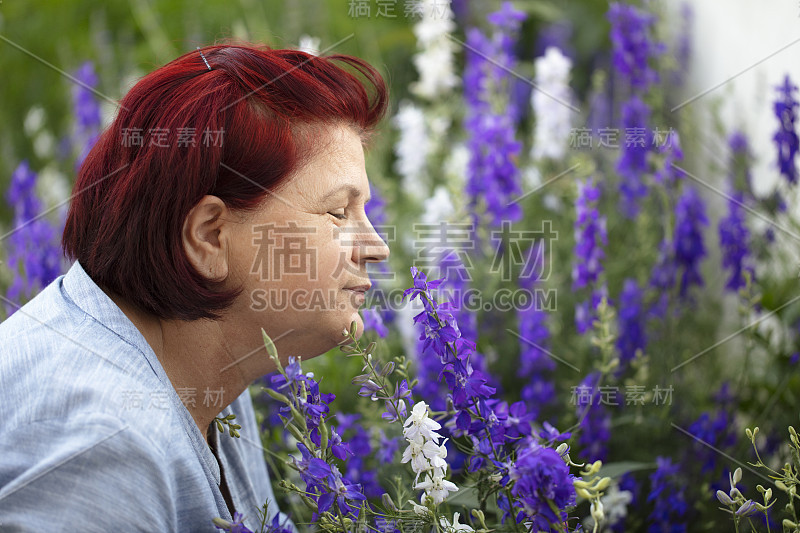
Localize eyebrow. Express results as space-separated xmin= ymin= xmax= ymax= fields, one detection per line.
xmin=319 ymin=184 xmax=370 ymax=204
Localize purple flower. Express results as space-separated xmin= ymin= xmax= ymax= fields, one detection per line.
xmin=509 ymin=442 xmax=576 ymax=527
xmin=265 ymin=513 xmax=293 ymax=533
xmin=718 ymin=192 xmax=753 ymax=292
xmin=648 ymin=239 xmax=677 ymax=319
xmin=608 ymin=3 xmax=662 ymax=91
xmin=773 ymin=74 xmax=799 ymax=184
xmin=463 ymin=3 xmax=526 ymax=226
xmin=381 ymin=379 xmax=410 ymax=423
xmin=72 ymin=61 xmax=103 ymax=169
xmin=376 ymin=431 xmax=400 ymax=464
xmin=653 ymin=130 xmax=685 ymax=186
xmin=673 ymin=186 xmax=708 ymax=297
xmin=616 ymin=279 xmax=646 ymax=367
xmin=316 ymin=467 xmax=367 ymax=518
xmin=444 ymin=366 xmax=496 ymax=409
xmin=270 ymin=356 xmax=307 ymax=390
xmin=574 ymin=372 xmax=611 ymax=462
xmin=728 ymin=131 xmax=753 ymax=195
xmin=213 ymin=511 xmax=253 ymax=533
xmin=4 ymin=161 xmax=64 ymax=310
xmin=362 ymin=308 xmax=388 ymax=338
xmin=365 ymin=184 xmax=395 ymax=326
xmin=572 ymin=178 xmax=607 ymax=290
xmin=647 ymin=457 xmax=688 ymax=532
xmin=616 ymin=96 xmax=651 ymax=218
xmin=575 ymin=288 xmax=607 ymax=335
xmin=517 ymin=243 xmax=555 ymax=415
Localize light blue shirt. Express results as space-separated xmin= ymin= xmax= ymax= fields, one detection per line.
xmin=0 ymin=261 xmax=291 ymax=532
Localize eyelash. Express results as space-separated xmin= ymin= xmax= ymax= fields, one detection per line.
xmin=328 ymin=212 xmax=347 ymax=220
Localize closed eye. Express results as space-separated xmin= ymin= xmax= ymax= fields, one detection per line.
xmin=328 ymin=211 xmax=347 ymax=220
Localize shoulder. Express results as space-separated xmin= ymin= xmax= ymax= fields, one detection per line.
xmin=0 ymin=412 xmax=178 ymax=531
xmin=0 ymin=268 xmax=181 ymax=438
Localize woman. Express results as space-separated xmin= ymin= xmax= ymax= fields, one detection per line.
xmin=0 ymin=43 xmax=390 ymax=531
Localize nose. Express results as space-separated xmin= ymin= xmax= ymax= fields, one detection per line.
xmin=351 ymin=218 xmax=390 ymax=265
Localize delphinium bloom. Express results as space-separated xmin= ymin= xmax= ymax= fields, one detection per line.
xmin=393 ymin=101 xmax=430 ymax=196
xmin=607 ymin=3 xmax=663 ymax=218
xmin=574 ymin=371 xmax=611 ymax=462
xmin=773 ymin=74 xmax=799 ymax=185
xmin=530 ymin=46 xmax=574 ymax=161
xmin=72 ymin=61 xmax=103 ymax=169
xmin=648 ymin=239 xmax=676 ymax=320
xmin=410 ymin=0 xmax=459 ymax=99
xmin=647 ymin=457 xmax=688 ymax=532
xmin=401 ymin=401 xmax=458 ymax=505
xmin=4 ymin=161 xmax=64 ymax=311
xmin=268 ymin=358 xmax=368 ymax=522
xmin=673 ymin=186 xmax=708 ymax=297
xmin=212 ymin=511 xmax=253 ymax=533
xmin=686 ymin=384 xmax=737 ymax=485
xmin=508 ymin=441 xmax=576 ymax=529
xmin=463 ymin=2 xmax=525 ymax=226
xmin=572 ymin=177 xmax=607 ymax=334
xmin=343 ymin=424 xmax=384 ymax=498
xmin=718 ymin=191 xmax=752 ymax=292
xmin=404 ymin=267 xmax=575 ymax=525
xmin=364 ymin=184 xmax=395 ymax=331
xmin=616 ymin=279 xmax=647 ymax=370
xmin=362 ymin=308 xmax=389 ymax=338
xmin=517 ymin=242 xmax=555 ymax=416
xmin=607 ymin=3 xmax=661 ymax=91
xmin=653 ymin=130 xmax=685 ymax=187
xmin=616 ymin=95 xmax=651 ymax=218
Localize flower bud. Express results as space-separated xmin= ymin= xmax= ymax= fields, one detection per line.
xmin=590 ymin=499 xmax=604 ymax=524
xmin=735 ymin=500 xmax=758 ymax=517
xmin=381 ymin=493 xmax=397 ymax=512
xmin=733 ymin=467 xmax=742 ymax=485
xmin=716 ymin=490 xmax=734 ymax=506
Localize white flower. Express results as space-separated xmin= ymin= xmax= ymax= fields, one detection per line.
xmin=393 ymin=101 xmax=430 ymax=194
xmin=408 ymin=500 xmax=430 ymax=516
xmin=425 ymin=438 xmax=449 ymax=470
xmin=584 ymin=482 xmax=633 ymax=530
xmin=401 ymin=439 xmax=430 ymax=476
xmin=531 ymin=46 xmax=574 ymax=161
xmin=403 ymin=401 xmax=442 ymax=443
xmin=410 ymin=0 xmax=458 ymax=99
xmin=414 ymin=472 xmax=458 ymax=505
xmin=439 ymin=512 xmax=474 ymax=532
xmin=601 ymin=484 xmax=633 ymax=524
xmin=412 ymin=41 xmax=458 ymax=98
xmin=420 ymin=186 xmax=455 ymax=225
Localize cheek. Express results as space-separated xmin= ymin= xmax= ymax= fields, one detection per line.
xmin=311 ymin=229 xmax=349 ymax=283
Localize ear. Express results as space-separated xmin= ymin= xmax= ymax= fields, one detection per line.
xmin=182 ymin=195 xmax=231 ymax=283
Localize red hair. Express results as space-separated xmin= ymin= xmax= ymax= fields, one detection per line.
xmin=62 ymin=43 xmax=388 ymax=320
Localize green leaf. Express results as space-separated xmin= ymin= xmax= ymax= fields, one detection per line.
xmin=597 ymin=461 xmax=655 ymax=480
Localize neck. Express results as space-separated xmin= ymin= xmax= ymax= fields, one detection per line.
xmin=106 ymin=292 xmax=254 ymax=443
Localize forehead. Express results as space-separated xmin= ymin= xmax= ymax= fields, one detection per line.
xmin=287 ymin=124 xmax=369 ymax=201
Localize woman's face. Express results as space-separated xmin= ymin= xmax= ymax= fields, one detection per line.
xmin=225 ymin=124 xmax=389 ymax=361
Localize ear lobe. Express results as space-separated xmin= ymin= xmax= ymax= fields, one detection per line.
xmin=182 ymin=195 xmax=230 ymax=283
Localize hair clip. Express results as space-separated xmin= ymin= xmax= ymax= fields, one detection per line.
xmin=197 ymin=47 xmax=212 ymax=71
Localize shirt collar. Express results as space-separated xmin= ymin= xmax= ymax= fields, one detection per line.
xmin=61 ymin=260 xmax=223 ymax=485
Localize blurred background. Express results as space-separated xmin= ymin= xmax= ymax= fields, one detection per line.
xmin=3 ymin=1 xmax=800 ymax=530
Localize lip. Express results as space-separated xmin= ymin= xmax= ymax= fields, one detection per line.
xmin=343 ymin=284 xmax=371 ymax=293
